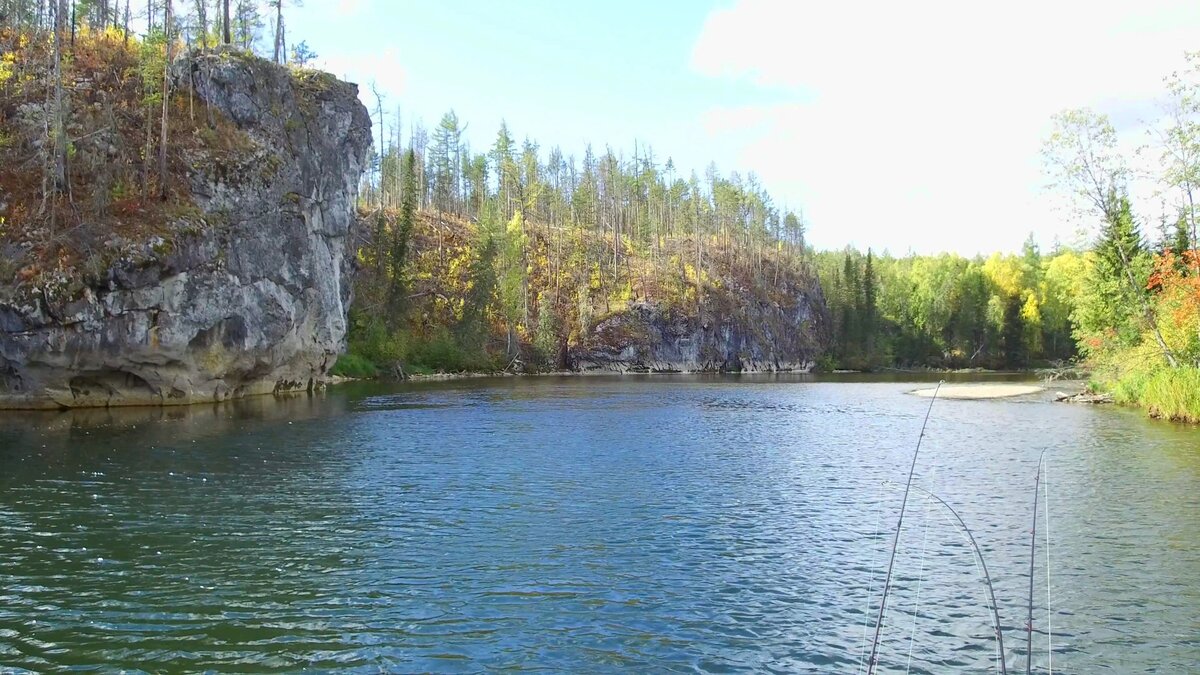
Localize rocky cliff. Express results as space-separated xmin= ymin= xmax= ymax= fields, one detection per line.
xmin=0 ymin=50 xmax=372 ymax=409
xmin=570 ymin=290 xmax=828 ymax=374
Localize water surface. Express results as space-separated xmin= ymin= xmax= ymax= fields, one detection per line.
xmin=1 ymin=374 xmax=1197 ymax=672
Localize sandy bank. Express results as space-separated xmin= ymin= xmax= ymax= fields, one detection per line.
xmin=910 ymin=384 xmax=1044 ymax=399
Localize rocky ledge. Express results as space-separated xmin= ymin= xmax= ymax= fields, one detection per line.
xmin=0 ymin=50 xmax=372 ymax=409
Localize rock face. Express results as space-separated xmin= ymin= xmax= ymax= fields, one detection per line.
xmin=570 ymin=283 xmax=830 ymax=373
xmin=0 ymin=50 xmax=371 ymax=408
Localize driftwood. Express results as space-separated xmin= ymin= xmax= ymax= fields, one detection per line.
xmin=1054 ymin=391 xmax=1114 ymax=404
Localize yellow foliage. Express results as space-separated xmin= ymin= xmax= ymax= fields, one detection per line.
xmin=0 ymin=52 xmax=14 ymax=85
xmin=1020 ymin=291 xmax=1041 ymax=326
xmin=982 ymin=253 xmax=1024 ymax=298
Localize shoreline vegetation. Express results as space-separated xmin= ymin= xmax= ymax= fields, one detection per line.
xmin=331 ymin=365 xmax=1077 ymax=383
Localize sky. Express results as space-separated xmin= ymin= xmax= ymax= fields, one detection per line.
xmin=286 ymin=0 xmax=1200 ymax=255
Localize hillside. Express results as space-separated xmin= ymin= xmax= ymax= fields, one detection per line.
xmin=344 ymin=208 xmax=830 ymax=376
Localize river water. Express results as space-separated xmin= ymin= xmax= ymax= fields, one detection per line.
xmin=0 ymin=374 xmax=1197 ymax=673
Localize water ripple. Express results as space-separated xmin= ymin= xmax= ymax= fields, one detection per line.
xmin=0 ymin=376 xmax=1197 ymax=672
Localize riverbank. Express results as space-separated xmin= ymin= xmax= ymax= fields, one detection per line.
xmin=334 ymin=363 xmax=1072 ymax=384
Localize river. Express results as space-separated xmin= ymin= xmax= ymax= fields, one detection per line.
xmin=1 ymin=374 xmax=1197 ymax=673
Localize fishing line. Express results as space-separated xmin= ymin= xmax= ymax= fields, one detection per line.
xmin=865 ymin=379 xmax=942 ymax=675
xmin=905 ymin=462 xmax=942 ymax=674
xmin=896 ymin=483 xmax=1008 ymax=675
xmin=1026 ymin=450 xmax=1046 ymax=675
xmin=905 ymin=490 xmax=934 ymax=675
xmin=1043 ymin=455 xmax=1052 ymax=675
xmin=857 ymin=480 xmax=888 ymax=675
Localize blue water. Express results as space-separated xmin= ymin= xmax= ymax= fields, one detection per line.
xmin=1 ymin=375 xmax=1197 ymax=672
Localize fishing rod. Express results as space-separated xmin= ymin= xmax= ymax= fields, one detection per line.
xmin=1026 ymin=450 xmax=1046 ymax=675
xmin=865 ymin=380 xmax=942 ymax=675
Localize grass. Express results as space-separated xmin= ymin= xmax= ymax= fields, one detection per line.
xmin=1142 ymin=368 xmax=1200 ymax=423
xmin=1107 ymin=365 xmax=1200 ymax=424
xmin=338 ymin=321 xmax=503 ymax=379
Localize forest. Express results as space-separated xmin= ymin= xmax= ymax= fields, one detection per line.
xmin=343 ymin=112 xmax=813 ymax=375
xmin=2 ymin=2 xmax=1198 ymax=422
xmin=813 ymin=241 xmax=1082 ymax=370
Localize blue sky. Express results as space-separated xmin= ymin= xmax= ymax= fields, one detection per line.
xmin=288 ymin=0 xmax=1200 ymax=255
xmin=291 ymin=1 xmax=776 ymax=194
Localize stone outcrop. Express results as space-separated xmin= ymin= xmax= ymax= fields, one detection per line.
xmin=0 ymin=50 xmax=372 ymax=408
xmin=570 ymin=282 xmax=830 ymax=373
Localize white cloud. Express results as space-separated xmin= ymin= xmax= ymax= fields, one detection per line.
xmin=691 ymin=0 xmax=1200 ymax=254
xmin=319 ymin=47 xmax=407 ymax=101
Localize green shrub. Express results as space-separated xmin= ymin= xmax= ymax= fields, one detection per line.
xmin=813 ymin=354 xmax=836 ymax=372
xmin=346 ymin=315 xmax=407 ymax=365
xmin=1138 ymin=367 xmax=1200 ymax=423
xmin=330 ymin=352 xmax=378 ymax=379
xmin=1097 ymin=352 xmax=1200 ymax=424
xmin=407 ymin=329 xmax=495 ymax=373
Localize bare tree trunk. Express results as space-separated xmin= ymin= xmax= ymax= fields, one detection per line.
xmin=222 ymin=0 xmax=230 ymax=44
xmin=1186 ymin=182 xmax=1198 ymax=273
xmin=273 ymin=0 xmax=282 ymax=63
xmin=52 ymin=0 xmax=67 ymax=193
xmin=158 ymin=0 xmax=172 ymax=200
xmin=371 ymin=83 xmax=385 ymax=210
xmin=194 ymin=0 xmax=206 ymax=49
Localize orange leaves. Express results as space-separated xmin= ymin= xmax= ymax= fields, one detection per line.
xmin=1147 ymin=249 xmax=1200 ymax=292
xmin=1147 ymin=249 xmax=1200 ymax=361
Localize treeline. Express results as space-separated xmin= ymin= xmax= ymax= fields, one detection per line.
xmin=360 ymin=110 xmax=809 ymax=260
xmin=814 ymin=240 xmax=1082 ymax=370
xmin=0 ymin=1 xmax=299 ymax=59
xmin=344 ymin=110 xmax=817 ymax=374
xmin=1039 ymin=53 xmax=1200 ymax=422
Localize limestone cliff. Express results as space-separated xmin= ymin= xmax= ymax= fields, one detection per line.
xmin=0 ymin=50 xmax=372 ymax=408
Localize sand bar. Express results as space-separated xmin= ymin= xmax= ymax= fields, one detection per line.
xmin=910 ymin=384 xmax=1044 ymax=399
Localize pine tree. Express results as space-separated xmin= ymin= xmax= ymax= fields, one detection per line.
xmin=1172 ymin=212 xmax=1192 ymax=257
xmin=1002 ymin=293 xmax=1026 ymax=368
xmin=386 ymin=149 xmax=417 ymax=323
xmin=430 ymin=111 xmax=462 ymax=214
xmin=863 ymin=249 xmax=877 ymax=358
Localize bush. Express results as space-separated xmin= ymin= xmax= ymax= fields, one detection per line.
xmin=813 ymin=354 xmax=839 ymax=373
xmin=346 ymin=314 xmax=407 ymax=366
xmin=1098 ymin=349 xmax=1200 ymax=424
xmin=407 ymin=329 xmax=495 ymax=373
xmin=330 ymin=353 xmax=378 ymax=379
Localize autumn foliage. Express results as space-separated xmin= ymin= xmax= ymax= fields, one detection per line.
xmin=0 ymin=27 xmax=243 ymax=290
xmin=1146 ymin=250 xmax=1200 ymax=363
